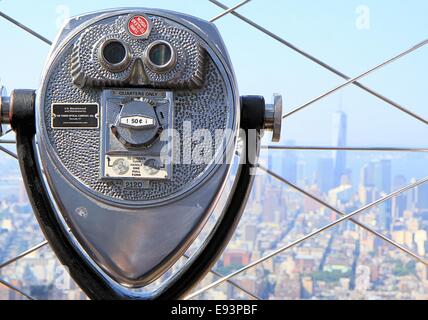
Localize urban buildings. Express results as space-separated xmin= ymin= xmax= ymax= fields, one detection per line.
xmin=0 ymin=110 xmax=427 ymax=300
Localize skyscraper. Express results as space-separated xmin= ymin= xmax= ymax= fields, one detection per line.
xmin=361 ymin=160 xmax=392 ymax=194
xmin=376 ymin=160 xmax=392 ymax=194
xmin=332 ymin=111 xmax=347 ymax=187
xmin=269 ymin=140 xmax=298 ymax=184
xmin=393 ymin=175 xmax=407 ymax=218
xmin=317 ymin=157 xmax=334 ymax=194
xmin=416 ymin=183 xmax=428 ymax=213
xmin=361 ymin=159 xmax=393 ymax=230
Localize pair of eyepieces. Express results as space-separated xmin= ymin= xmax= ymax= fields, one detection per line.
xmin=99 ymin=39 xmax=177 ymax=73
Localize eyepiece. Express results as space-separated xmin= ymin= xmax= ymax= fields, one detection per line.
xmin=99 ymin=39 xmax=131 ymax=72
xmin=144 ymin=40 xmax=177 ymax=73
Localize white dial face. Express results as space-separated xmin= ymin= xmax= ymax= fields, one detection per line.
xmin=120 ymin=115 xmax=156 ymax=129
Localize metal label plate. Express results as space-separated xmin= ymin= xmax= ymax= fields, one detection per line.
xmin=52 ymin=103 xmax=99 ymax=129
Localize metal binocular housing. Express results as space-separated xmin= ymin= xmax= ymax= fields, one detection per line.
xmin=0 ymin=8 xmax=282 ymax=299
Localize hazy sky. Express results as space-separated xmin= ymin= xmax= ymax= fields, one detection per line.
xmin=0 ymin=0 xmax=428 ymax=147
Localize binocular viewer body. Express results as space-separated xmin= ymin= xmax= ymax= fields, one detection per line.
xmin=0 ymin=8 xmax=282 ymax=299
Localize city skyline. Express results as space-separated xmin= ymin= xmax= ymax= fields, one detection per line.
xmin=2 ymin=106 xmax=426 ymax=300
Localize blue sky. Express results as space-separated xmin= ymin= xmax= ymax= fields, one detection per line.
xmin=0 ymin=0 xmax=428 ymax=147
